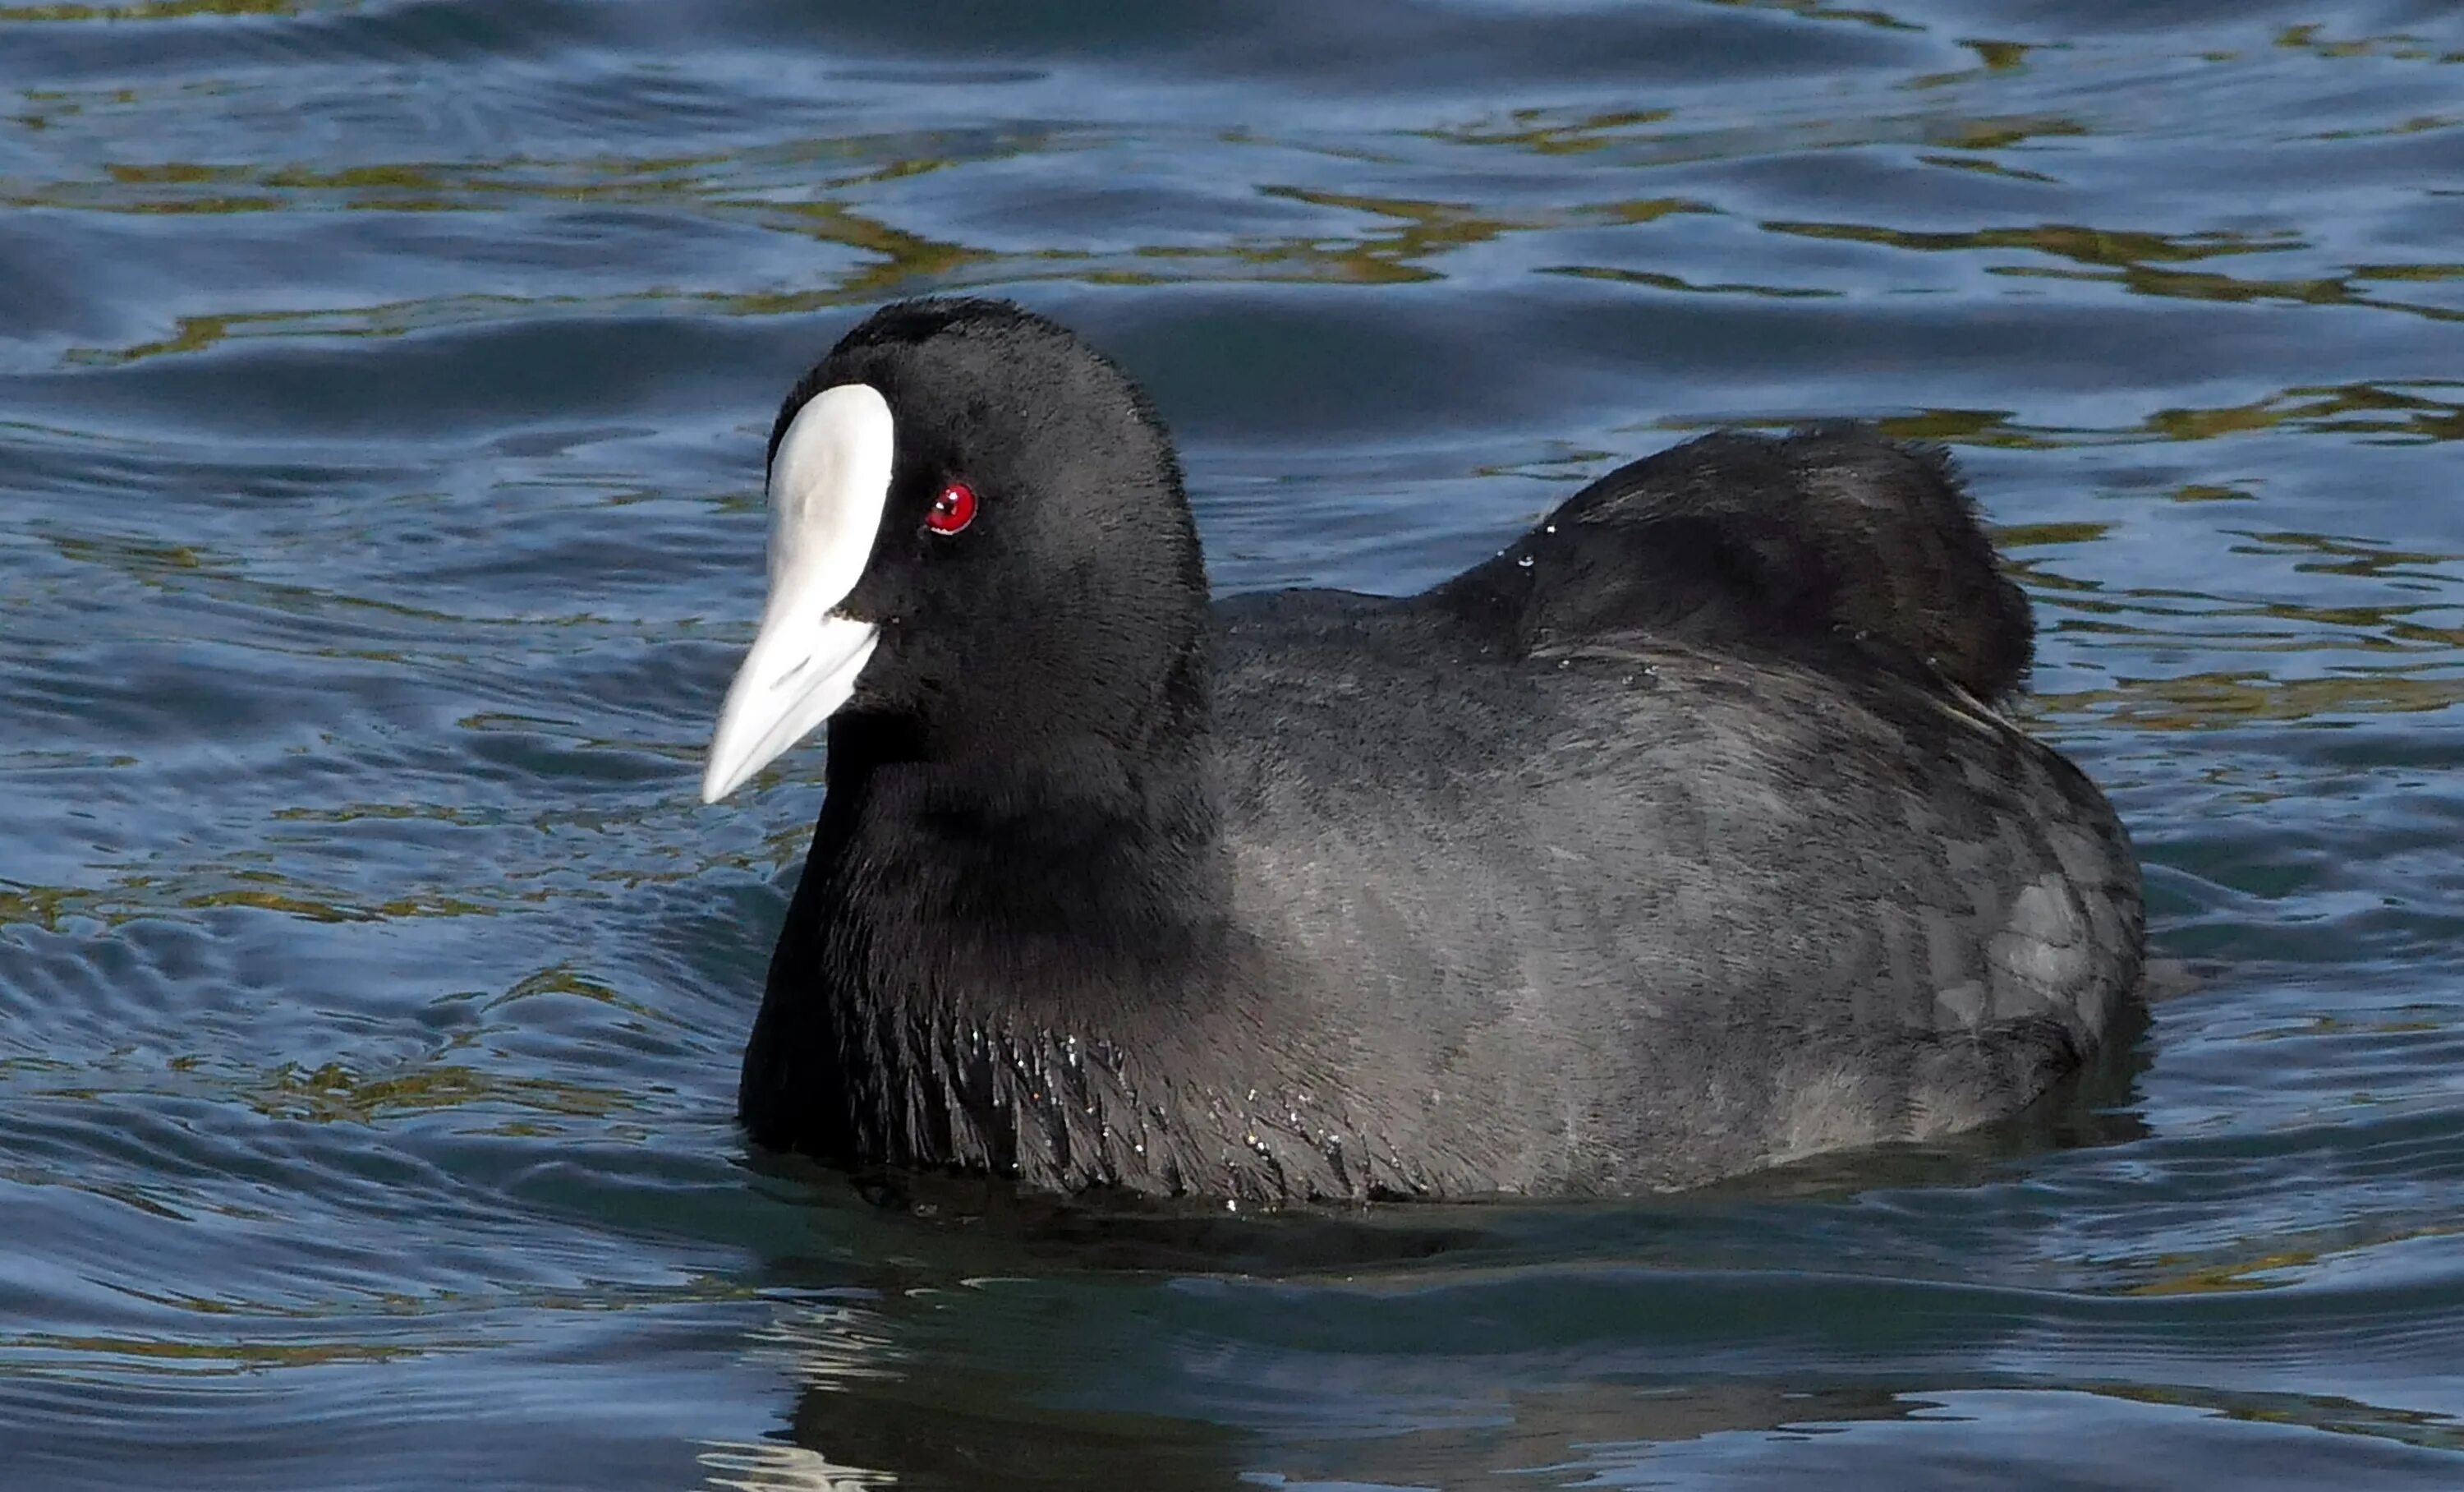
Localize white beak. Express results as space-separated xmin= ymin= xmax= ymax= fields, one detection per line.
xmin=701 ymin=383 xmax=895 ymax=804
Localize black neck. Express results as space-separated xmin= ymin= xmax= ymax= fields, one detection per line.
xmin=815 ymin=635 xmax=1224 ymax=939
xmin=743 ymin=673 xmax=1228 ymax=1163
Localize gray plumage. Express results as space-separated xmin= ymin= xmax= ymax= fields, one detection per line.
xmin=731 ymin=298 xmax=2146 ymax=1202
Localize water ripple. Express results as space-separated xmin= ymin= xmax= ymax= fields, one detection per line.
xmin=4 ymin=1 xmax=2463 ymax=1487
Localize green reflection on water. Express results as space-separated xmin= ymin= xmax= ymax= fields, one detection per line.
xmin=248 ymin=1059 xmax=627 ymax=1125
xmin=1421 ymin=108 xmax=1675 ymax=156
xmin=2 ymin=1333 xmax=430 ymax=1371
xmin=0 ymin=0 xmax=290 ymax=20
xmin=2039 ymin=671 xmax=2464 ymax=730
xmin=1771 ymin=218 xmax=2464 ymax=325
xmin=2274 ymin=23 xmax=2462 ymax=63
xmin=42 ymin=175 xmax=1731 ymax=362
xmin=2099 ymin=1384 xmax=2464 ymax=1455
xmin=1915 ymin=152 xmax=2062 ymax=184
xmin=1659 ymin=384 xmax=2464 ymax=449
xmin=2122 ymin=1219 xmax=2463 ymax=1298
xmin=2000 ymin=263 xmax=2463 ymax=325
xmin=1965 ymin=39 xmax=2030 ymax=71
xmin=0 ymin=870 xmax=508 ymax=934
xmin=1544 ymin=264 xmax=1837 ymax=298
xmin=1771 ymin=219 xmax=2296 ymax=269
xmin=1698 ymin=0 xmax=1919 ymax=34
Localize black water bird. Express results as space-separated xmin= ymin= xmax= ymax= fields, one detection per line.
xmin=701 ymin=297 xmax=2145 ymax=1201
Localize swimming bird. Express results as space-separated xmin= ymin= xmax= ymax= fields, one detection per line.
xmin=701 ymin=297 xmax=2144 ymax=1202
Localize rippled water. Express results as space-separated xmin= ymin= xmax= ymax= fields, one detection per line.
xmin=5 ymin=2 xmax=2463 ymax=1487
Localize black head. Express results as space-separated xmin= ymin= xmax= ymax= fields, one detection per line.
xmin=702 ymin=298 xmax=1210 ymax=802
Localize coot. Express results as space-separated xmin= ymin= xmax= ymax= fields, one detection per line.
xmin=701 ymin=297 xmax=2144 ymax=1201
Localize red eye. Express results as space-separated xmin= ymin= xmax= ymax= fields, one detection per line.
xmin=925 ymin=481 xmax=977 ymax=535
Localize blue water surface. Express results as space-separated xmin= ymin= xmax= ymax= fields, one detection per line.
xmin=3 ymin=2 xmax=2462 ymax=1488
